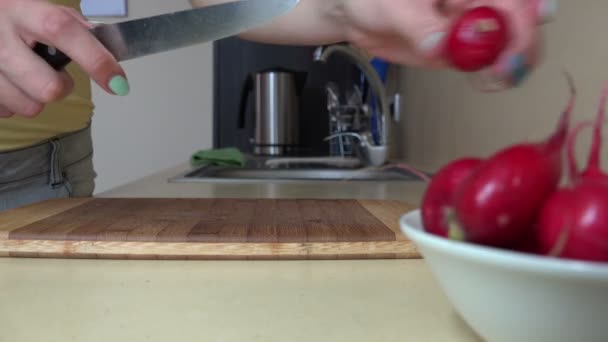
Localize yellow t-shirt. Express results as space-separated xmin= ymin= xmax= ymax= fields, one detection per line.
xmin=0 ymin=0 xmax=94 ymax=151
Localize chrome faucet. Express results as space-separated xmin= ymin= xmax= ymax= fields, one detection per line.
xmin=314 ymin=44 xmax=399 ymax=166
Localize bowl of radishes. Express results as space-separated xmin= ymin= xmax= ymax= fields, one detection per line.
xmin=400 ymin=75 xmax=608 ymax=342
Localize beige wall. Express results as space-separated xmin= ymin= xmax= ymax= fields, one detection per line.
xmin=89 ymin=0 xmax=213 ymax=193
xmin=397 ymin=1 xmax=606 ymax=172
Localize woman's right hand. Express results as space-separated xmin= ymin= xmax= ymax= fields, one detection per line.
xmin=0 ymin=0 xmax=129 ymax=118
xmin=336 ymin=0 xmax=555 ymax=92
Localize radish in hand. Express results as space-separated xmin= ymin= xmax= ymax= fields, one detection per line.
xmin=450 ymin=74 xmax=577 ymax=247
xmin=444 ymin=6 xmax=510 ymax=72
xmin=537 ymin=82 xmax=608 ymax=262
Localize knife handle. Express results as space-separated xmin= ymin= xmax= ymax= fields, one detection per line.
xmin=33 ymin=43 xmax=72 ymax=71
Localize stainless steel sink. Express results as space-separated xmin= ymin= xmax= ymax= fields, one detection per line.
xmin=169 ymin=157 xmax=428 ymax=183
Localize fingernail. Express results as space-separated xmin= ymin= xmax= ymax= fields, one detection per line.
xmin=538 ymin=0 xmax=558 ymax=24
xmin=507 ymin=54 xmax=531 ymax=86
xmin=108 ymin=75 xmax=130 ymax=96
xmin=419 ymin=32 xmax=445 ymax=54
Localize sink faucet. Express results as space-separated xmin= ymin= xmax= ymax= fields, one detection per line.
xmin=314 ymin=44 xmax=399 ymax=166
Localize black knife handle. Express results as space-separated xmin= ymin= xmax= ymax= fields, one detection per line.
xmin=33 ymin=42 xmax=72 ymax=71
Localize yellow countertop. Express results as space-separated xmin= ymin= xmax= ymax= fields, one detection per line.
xmin=0 ymin=163 xmax=482 ymax=342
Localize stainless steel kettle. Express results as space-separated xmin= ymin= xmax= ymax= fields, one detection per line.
xmin=239 ymin=68 xmax=307 ymax=156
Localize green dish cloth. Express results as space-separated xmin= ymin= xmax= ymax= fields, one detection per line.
xmin=190 ymin=148 xmax=246 ymax=168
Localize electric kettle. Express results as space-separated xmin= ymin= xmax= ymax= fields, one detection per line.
xmin=238 ymin=67 xmax=307 ymax=156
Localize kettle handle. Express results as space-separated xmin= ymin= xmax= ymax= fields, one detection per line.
xmin=237 ymin=74 xmax=254 ymax=130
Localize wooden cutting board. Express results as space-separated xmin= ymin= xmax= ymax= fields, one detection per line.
xmin=0 ymin=198 xmax=420 ymax=260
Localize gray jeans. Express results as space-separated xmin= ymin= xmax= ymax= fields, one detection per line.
xmin=0 ymin=125 xmax=96 ymax=211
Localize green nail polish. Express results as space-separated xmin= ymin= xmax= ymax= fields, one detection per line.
xmin=109 ymin=75 xmax=130 ymax=96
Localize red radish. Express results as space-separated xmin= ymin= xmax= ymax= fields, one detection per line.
xmin=421 ymin=158 xmax=483 ymax=237
xmin=444 ymin=6 xmax=510 ymax=72
xmin=450 ymin=74 xmax=577 ymax=247
xmin=537 ymin=183 xmax=608 ymax=261
xmin=537 ymin=82 xmax=608 ymax=262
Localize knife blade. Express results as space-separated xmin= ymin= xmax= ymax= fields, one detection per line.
xmin=34 ymin=0 xmax=300 ymax=70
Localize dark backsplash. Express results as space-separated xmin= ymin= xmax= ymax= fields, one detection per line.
xmin=213 ymin=37 xmax=361 ymax=156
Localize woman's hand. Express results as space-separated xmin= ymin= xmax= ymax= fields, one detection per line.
xmin=321 ymin=0 xmax=554 ymax=91
xmin=0 ymin=0 xmax=128 ymax=118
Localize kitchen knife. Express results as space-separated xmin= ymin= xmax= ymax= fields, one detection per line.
xmin=34 ymin=0 xmax=300 ymax=70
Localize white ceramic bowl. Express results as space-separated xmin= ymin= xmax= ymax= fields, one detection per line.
xmin=400 ymin=210 xmax=608 ymax=342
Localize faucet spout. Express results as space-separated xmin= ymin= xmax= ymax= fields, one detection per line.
xmin=314 ymin=44 xmax=390 ymax=147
